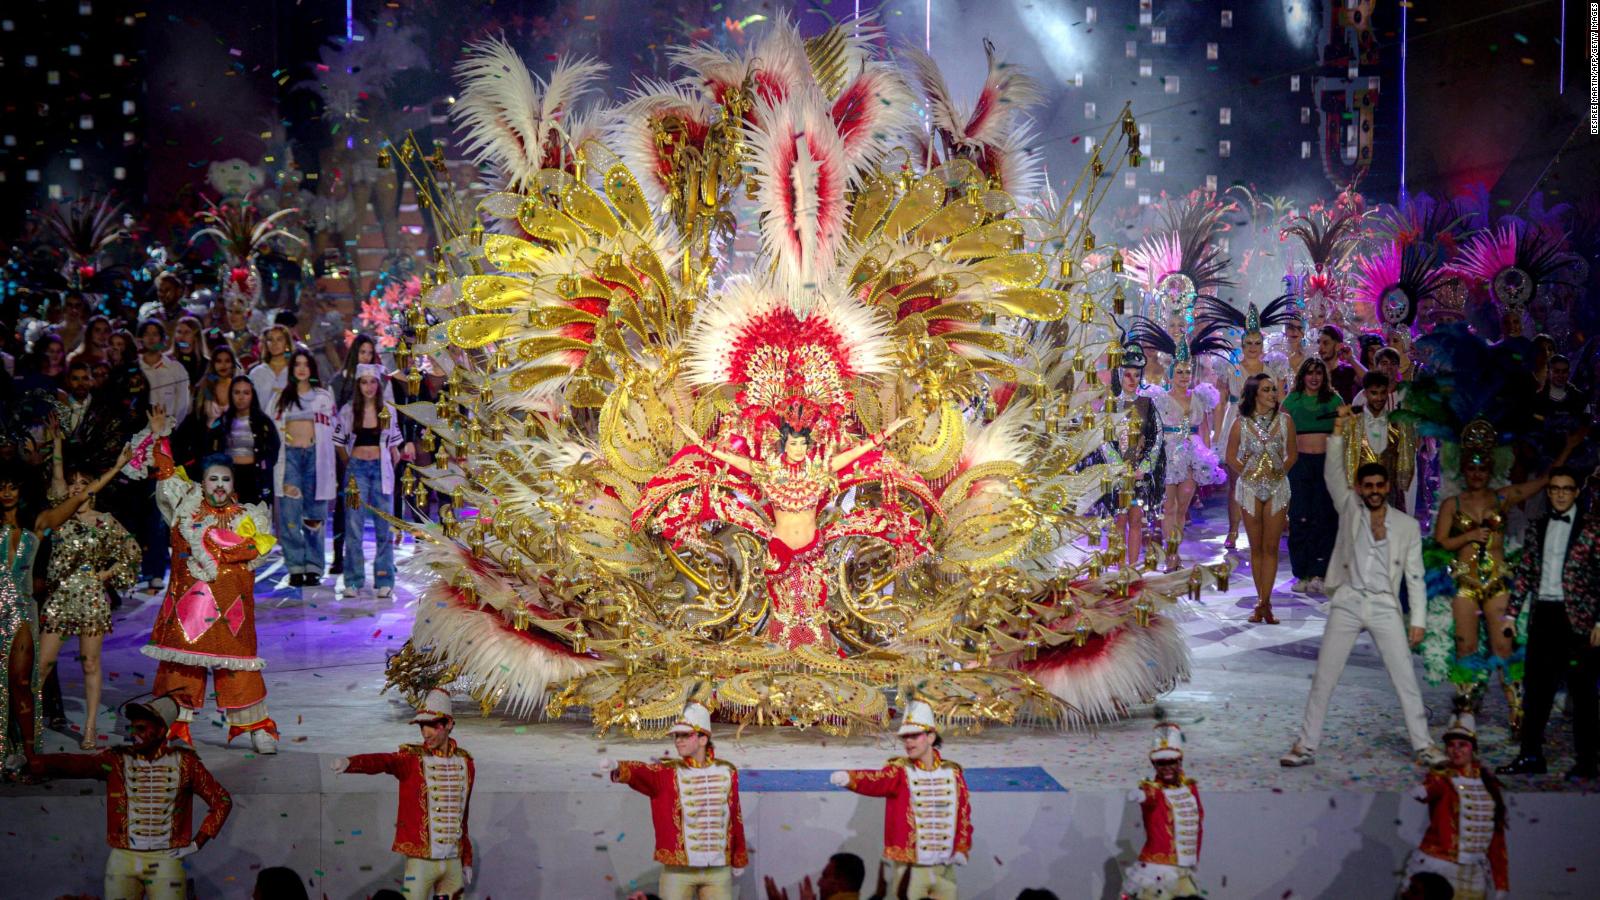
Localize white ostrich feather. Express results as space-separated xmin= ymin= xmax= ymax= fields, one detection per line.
xmin=960 ymin=399 xmax=1036 ymax=469
xmin=606 ymin=80 xmax=717 ymax=207
xmin=454 ymin=37 xmax=607 ymax=186
xmin=748 ymin=93 xmax=849 ymax=291
xmin=1024 ymin=618 xmax=1191 ymax=727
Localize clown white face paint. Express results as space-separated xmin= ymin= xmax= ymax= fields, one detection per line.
xmin=203 ymin=465 xmax=235 ymax=507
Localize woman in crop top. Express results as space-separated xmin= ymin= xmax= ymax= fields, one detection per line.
xmin=334 ymin=364 xmax=404 ymax=598
xmin=272 ymin=350 xmax=337 ymax=587
xmin=1281 ymin=358 xmax=1343 ymax=594
xmin=202 ymin=377 xmax=279 ymax=505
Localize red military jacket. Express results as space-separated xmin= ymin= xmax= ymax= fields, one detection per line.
xmin=1415 ymin=766 xmax=1509 ymax=891
xmin=35 ymin=746 xmax=231 ymax=851
xmin=1133 ymin=778 xmax=1203 ymax=866
xmin=614 ymin=756 xmax=750 ymax=868
xmin=841 ymin=754 xmax=973 ymax=865
xmin=346 ymin=741 xmax=476 ymax=865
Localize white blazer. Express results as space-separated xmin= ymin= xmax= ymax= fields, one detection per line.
xmin=1323 ymin=434 xmax=1428 ymax=630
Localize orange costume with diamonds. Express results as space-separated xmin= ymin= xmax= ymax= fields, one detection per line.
xmin=127 ymin=429 xmax=277 ymax=743
xmin=613 ymin=756 xmax=750 ymax=868
xmin=839 ymin=754 xmax=973 ymax=864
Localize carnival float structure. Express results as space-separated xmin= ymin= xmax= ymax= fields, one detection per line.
xmin=375 ymin=18 xmax=1226 ymax=737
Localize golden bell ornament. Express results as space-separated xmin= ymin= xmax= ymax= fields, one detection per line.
xmin=378 ymin=406 xmax=392 ymax=431
xmin=1107 ymin=343 xmax=1123 ymax=367
xmin=1059 ymin=257 xmax=1074 ymax=280
xmin=1129 ymin=150 xmax=1142 ymax=168
xmin=1072 ymin=620 xmax=1092 ymax=647
xmin=1082 ymin=229 xmax=1096 ymax=252
xmin=421 ymin=429 xmax=437 ymax=453
xmin=1090 ymin=153 xmax=1104 ymax=178
xmin=1113 ymin=283 xmax=1127 ymax=316
xmin=344 ymin=474 xmax=362 ymax=510
xmin=1132 ymin=599 xmax=1153 ymax=628
xmin=411 ymin=474 xmax=430 ymax=506
xmin=395 ymin=341 xmax=413 ymax=372
xmin=376 ymin=147 xmax=392 ymax=169
xmin=1110 ymin=249 xmax=1125 ymax=274
xmin=1211 ymin=563 xmax=1230 ymax=592
xmin=407 ymin=369 xmax=423 ymax=395
xmin=400 ymin=467 xmax=416 ymax=495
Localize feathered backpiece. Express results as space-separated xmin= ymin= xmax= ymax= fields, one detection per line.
xmin=1355 ymin=241 xmax=1456 ymax=328
xmin=905 ymin=37 xmax=1043 ymax=198
xmin=1450 ymin=220 xmax=1581 ymax=311
xmin=1195 ymin=293 xmax=1299 ymax=336
xmin=685 ymin=276 xmax=892 ymax=445
xmin=1126 ymin=315 xmax=1233 ymax=369
xmin=1125 ymin=194 xmax=1235 ymax=298
xmin=190 ymin=195 xmax=304 ymax=264
xmin=42 ymin=194 xmax=126 ymax=285
xmin=297 ymin=21 xmax=427 ymax=123
xmin=453 ymin=36 xmax=608 ymax=189
xmin=1394 ymin=324 xmax=1536 ymax=493
xmin=1370 ymin=192 xmax=1466 ymax=255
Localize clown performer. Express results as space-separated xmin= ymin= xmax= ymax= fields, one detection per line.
xmin=602 ymin=701 xmax=749 ymax=900
xmin=334 ymin=688 xmax=476 ymax=900
xmin=829 ymin=699 xmax=973 ymax=900
xmin=29 ymin=695 xmax=232 ymax=900
xmin=124 ymin=406 xmax=278 ymax=753
xmin=1121 ymin=723 xmax=1204 ymax=900
xmin=1402 ymin=711 xmax=1509 ymax=900
xmin=1125 ymin=315 xmax=1234 ymax=571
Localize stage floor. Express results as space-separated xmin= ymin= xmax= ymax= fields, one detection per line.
xmin=5 ymin=499 xmax=1598 ymax=898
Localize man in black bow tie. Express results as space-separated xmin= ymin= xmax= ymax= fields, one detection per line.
xmin=1499 ymin=467 xmax=1600 ymax=779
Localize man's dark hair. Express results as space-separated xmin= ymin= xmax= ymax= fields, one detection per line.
xmin=1550 ymin=354 xmax=1570 ymax=369
xmin=1404 ymin=870 xmax=1455 ymax=900
xmin=828 ymin=852 xmax=866 ymax=890
xmin=1362 ymin=370 xmax=1391 ymax=391
xmin=1356 ymin=461 xmax=1389 ymax=483
xmin=66 ymin=358 xmax=92 ymax=375
xmin=1547 ymin=465 xmax=1579 ymax=485
xmin=253 ymin=867 xmax=311 ymax=900
xmin=138 ymin=318 xmax=167 ymax=338
xmin=1320 ymin=324 xmax=1344 ymax=343
xmin=1016 ymin=891 xmax=1062 ymax=900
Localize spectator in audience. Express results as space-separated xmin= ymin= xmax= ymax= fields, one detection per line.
xmin=192 ymin=345 xmax=239 ymax=427
xmin=68 ymin=314 xmax=113 ymax=366
xmin=1316 ymin=324 xmax=1364 ymax=403
xmin=106 ymin=329 xmax=137 ymax=371
xmin=273 ymin=350 xmax=337 ymax=587
xmin=249 ymin=323 xmax=295 ymax=412
xmin=765 ymin=853 xmax=867 ymax=900
xmin=203 ymin=377 xmax=280 ymax=505
xmin=251 ymin=866 xmax=310 ymax=900
xmin=15 ymin=332 xmax=67 ymax=394
xmin=136 ymin=319 xmax=191 ymax=425
xmin=170 ymin=315 xmax=208 ymax=382
xmin=335 ymin=364 xmax=403 ymax=599
xmin=218 ymin=299 xmax=261 ymax=369
xmin=329 ymin=334 xmax=390 ymax=576
xmin=56 ymin=291 xmax=90 ymax=355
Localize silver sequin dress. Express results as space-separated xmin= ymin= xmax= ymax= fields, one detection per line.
xmin=1233 ymin=413 xmax=1291 ymax=515
xmin=40 ymin=514 xmax=140 ymax=637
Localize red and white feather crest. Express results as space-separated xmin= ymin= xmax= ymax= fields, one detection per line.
xmin=829 ymin=64 xmax=918 ymax=181
xmin=670 ymin=15 xmax=813 ymax=118
xmin=606 ymin=80 xmax=718 ymax=208
xmin=749 ymin=94 xmax=850 ymax=291
xmin=453 ymin=37 xmax=607 ymax=187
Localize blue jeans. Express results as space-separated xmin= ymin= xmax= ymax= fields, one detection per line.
xmin=342 ymin=457 xmax=394 ymax=589
xmin=277 ymin=446 xmax=325 ymax=575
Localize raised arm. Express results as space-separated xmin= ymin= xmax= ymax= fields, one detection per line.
xmin=677 ymin=420 xmax=755 ymax=475
xmin=1323 ymin=428 xmax=1352 ymax=508
xmin=829 ymin=765 xmax=903 ymax=797
xmin=34 ymin=447 xmax=130 ymax=533
xmin=831 ymin=417 xmax=913 ymax=473
xmin=1502 ymin=430 xmax=1586 ymax=507
xmin=47 ymin=414 xmax=66 ymax=501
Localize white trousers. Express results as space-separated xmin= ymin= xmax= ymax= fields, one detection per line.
xmin=401 ymin=857 xmax=463 ymax=898
xmin=104 ymin=848 xmax=187 ymax=900
xmin=1297 ymin=587 xmax=1432 ymax=752
xmin=658 ymin=865 xmax=733 ymax=900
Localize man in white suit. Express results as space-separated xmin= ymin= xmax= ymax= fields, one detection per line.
xmin=1281 ymin=418 xmax=1447 ymax=768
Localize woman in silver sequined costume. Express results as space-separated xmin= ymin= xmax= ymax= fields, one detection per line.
xmin=36 ymin=461 xmax=141 ymax=749
xmin=0 ymin=426 xmax=125 ymax=777
xmin=1225 ymin=373 xmax=1296 ymax=624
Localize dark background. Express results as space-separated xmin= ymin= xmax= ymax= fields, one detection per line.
xmin=1 ymin=0 xmax=1593 ymax=235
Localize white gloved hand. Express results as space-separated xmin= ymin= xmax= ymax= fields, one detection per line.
xmin=463 ymin=865 xmax=475 ymax=886
xmin=828 ymin=770 xmax=849 ymax=788
xmin=947 ymin=852 xmax=968 ymax=866
xmin=331 ymin=757 xmax=349 ymax=773
xmin=732 ymin=868 xmax=745 ymax=878
xmin=166 ymin=844 xmax=200 ymax=860
xmin=598 ymin=758 xmax=618 ymax=773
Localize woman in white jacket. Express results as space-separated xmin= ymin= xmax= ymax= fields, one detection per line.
xmin=334 ymin=364 xmax=404 ymax=598
xmin=272 ymin=349 xmax=337 ymax=587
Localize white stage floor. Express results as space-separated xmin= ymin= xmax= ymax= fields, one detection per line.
xmin=4 ymin=499 xmax=1598 ymax=898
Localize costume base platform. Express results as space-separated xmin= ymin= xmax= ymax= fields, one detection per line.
xmin=4 ymin=504 xmax=1597 ymax=898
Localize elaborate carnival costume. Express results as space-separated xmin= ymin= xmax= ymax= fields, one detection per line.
xmin=125 ymin=425 xmax=279 ymax=751
xmin=0 ymin=523 xmax=41 ymax=766
xmin=1125 ymin=319 xmax=1230 ymax=490
xmin=831 ymin=700 xmax=972 ymax=900
xmin=376 ymin=18 xmax=1207 ymax=736
xmin=1398 ymin=328 xmax=1536 ymax=727
xmin=1203 ymin=299 xmax=1300 ymax=517
xmin=338 ymin=689 xmax=476 ymax=900
xmin=1086 ymin=339 xmax=1165 ymax=525
xmin=30 ymin=696 xmax=233 ymax=900
xmin=1123 ymin=723 xmax=1203 ymax=900
xmin=1403 ymin=712 xmax=1509 ymax=900
xmin=606 ymin=701 xmax=748 ymax=900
